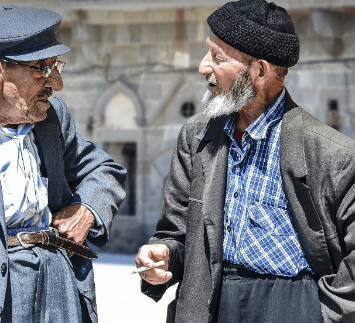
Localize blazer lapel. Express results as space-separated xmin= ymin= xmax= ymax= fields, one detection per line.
xmin=197 ymin=116 xmax=229 ymax=291
xmin=280 ymin=90 xmax=333 ymax=276
xmin=33 ymin=120 xmax=63 ymax=211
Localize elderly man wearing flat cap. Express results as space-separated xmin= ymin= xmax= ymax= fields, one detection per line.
xmin=136 ymin=1 xmax=355 ymax=322
xmin=0 ymin=5 xmax=126 ymax=323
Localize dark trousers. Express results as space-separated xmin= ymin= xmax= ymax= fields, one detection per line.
xmin=214 ymin=264 xmax=323 ymax=323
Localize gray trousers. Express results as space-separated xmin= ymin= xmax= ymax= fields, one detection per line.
xmin=214 ymin=265 xmax=323 ymax=323
xmin=3 ymin=244 xmax=84 ymax=323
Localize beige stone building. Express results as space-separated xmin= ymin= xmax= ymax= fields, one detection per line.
xmin=3 ymin=0 xmax=355 ymax=253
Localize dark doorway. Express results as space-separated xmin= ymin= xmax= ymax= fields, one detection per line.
xmin=326 ymin=99 xmax=341 ymax=131
xmin=104 ymin=142 xmax=136 ymax=215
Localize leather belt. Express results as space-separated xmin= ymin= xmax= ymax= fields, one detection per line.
xmin=7 ymin=230 xmax=98 ymax=260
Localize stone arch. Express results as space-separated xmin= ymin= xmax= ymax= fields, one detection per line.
xmin=94 ymin=80 xmax=144 ymax=128
xmin=150 ymin=75 xmax=206 ymax=126
xmin=105 ymin=92 xmax=136 ymax=128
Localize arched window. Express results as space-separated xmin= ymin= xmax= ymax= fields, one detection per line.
xmin=180 ymin=102 xmax=195 ymax=118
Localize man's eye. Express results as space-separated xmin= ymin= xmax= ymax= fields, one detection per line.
xmin=35 ymin=64 xmax=45 ymax=69
xmin=213 ymin=54 xmax=221 ymax=62
xmin=37 ymin=60 xmax=53 ymax=68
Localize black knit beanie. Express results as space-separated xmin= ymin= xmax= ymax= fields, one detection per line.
xmin=207 ymin=0 xmax=299 ymax=67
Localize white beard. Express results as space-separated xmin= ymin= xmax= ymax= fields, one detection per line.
xmin=202 ymin=67 xmax=257 ymax=119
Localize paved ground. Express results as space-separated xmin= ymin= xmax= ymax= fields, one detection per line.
xmin=93 ymin=253 xmax=176 ymax=323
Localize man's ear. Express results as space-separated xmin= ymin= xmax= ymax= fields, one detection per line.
xmin=252 ymin=59 xmax=272 ymax=86
xmin=258 ymin=60 xmax=272 ymax=79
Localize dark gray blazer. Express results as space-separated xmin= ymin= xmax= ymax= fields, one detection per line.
xmin=142 ymin=90 xmax=355 ymax=323
xmin=0 ymin=98 xmax=126 ymax=322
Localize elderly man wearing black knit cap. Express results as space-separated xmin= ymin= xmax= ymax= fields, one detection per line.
xmin=136 ymin=1 xmax=355 ymax=322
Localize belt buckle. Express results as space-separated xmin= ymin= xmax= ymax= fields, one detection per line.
xmin=16 ymin=231 xmax=35 ymax=248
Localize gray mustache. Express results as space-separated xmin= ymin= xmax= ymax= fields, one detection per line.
xmin=206 ymin=76 xmax=219 ymax=86
xmin=37 ymin=87 xmax=53 ymax=99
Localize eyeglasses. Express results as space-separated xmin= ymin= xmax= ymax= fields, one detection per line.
xmin=0 ymin=57 xmax=66 ymax=78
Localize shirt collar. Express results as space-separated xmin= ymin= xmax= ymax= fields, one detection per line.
xmin=0 ymin=123 xmax=34 ymax=139
xmin=224 ymin=87 xmax=285 ymax=142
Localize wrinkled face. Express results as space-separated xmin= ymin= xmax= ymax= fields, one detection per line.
xmin=0 ymin=56 xmax=63 ymax=127
xmin=199 ymin=36 xmax=257 ymax=118
xmin=199 ymin=36 xmax=248 ymax=96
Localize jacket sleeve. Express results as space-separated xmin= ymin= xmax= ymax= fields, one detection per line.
xmin=317 ymin=147 xmax=355 ymax=323
xmin=141 ymin=121 xmax=193 ymax=301
xmin=50 ymin=98 xmax=127 ymax=247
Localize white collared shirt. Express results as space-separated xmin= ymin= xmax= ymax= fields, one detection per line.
xmin=0 ymin=123 xmax=51 ymax=228
xmin=0 ymin=123 xmax=104 ymax=236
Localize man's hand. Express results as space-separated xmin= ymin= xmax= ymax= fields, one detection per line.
xmin=52 ymin=204 xmax=95 ymax=257
xmin=135 ymin=244 xmax=172 ymax=285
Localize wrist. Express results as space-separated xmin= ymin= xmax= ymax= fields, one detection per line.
xmin=86 ymin=209 xmax=96 ymax=229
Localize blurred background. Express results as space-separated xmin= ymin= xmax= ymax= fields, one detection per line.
xmin=3 ymin=0 xmax=355 ymax=321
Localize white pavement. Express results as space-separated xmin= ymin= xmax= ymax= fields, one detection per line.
xmin=93 ymin=253 xmax=177 ymax=323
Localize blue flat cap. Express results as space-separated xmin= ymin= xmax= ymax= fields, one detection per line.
xmin=0 ymin=5 xmax=70 ymax=61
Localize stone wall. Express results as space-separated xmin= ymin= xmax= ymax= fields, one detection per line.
xmin=284 ymin=10 xmax=355 ymax=139
xmin=3 ymin=1 xmax=355 ymax=253
xmin=56 ymin=4 xmax=355 ymax=253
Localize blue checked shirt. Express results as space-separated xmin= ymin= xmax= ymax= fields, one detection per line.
xmin=223 ymin=88 xmax=312 ymax=277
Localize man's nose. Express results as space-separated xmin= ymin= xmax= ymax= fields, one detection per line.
xmin=44 ymin=68 xmax=63 ymax=91
xmin=199 ymin=52 xmax=213 ymax=76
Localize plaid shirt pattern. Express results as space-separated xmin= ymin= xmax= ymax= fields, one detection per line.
xmin=223 ymin=88 xmax=312 ymax=277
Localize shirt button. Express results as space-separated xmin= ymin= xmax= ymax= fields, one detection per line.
xmin=27 ymin=171 xmax=31 ymax=178
xmin=234 ymin=192 xmax=239 ymax=198
xmin=227 ymin=226 xmax=231 ymax=232
xmin=1 ymin=263 xmax=7 ymax=275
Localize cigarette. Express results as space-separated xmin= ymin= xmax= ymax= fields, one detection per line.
xmin=131 ymin=260 xmax=165 ymax=274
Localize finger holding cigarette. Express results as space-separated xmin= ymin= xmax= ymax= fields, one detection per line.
xmin=134 ymin=244 xmax=173 ymax=285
